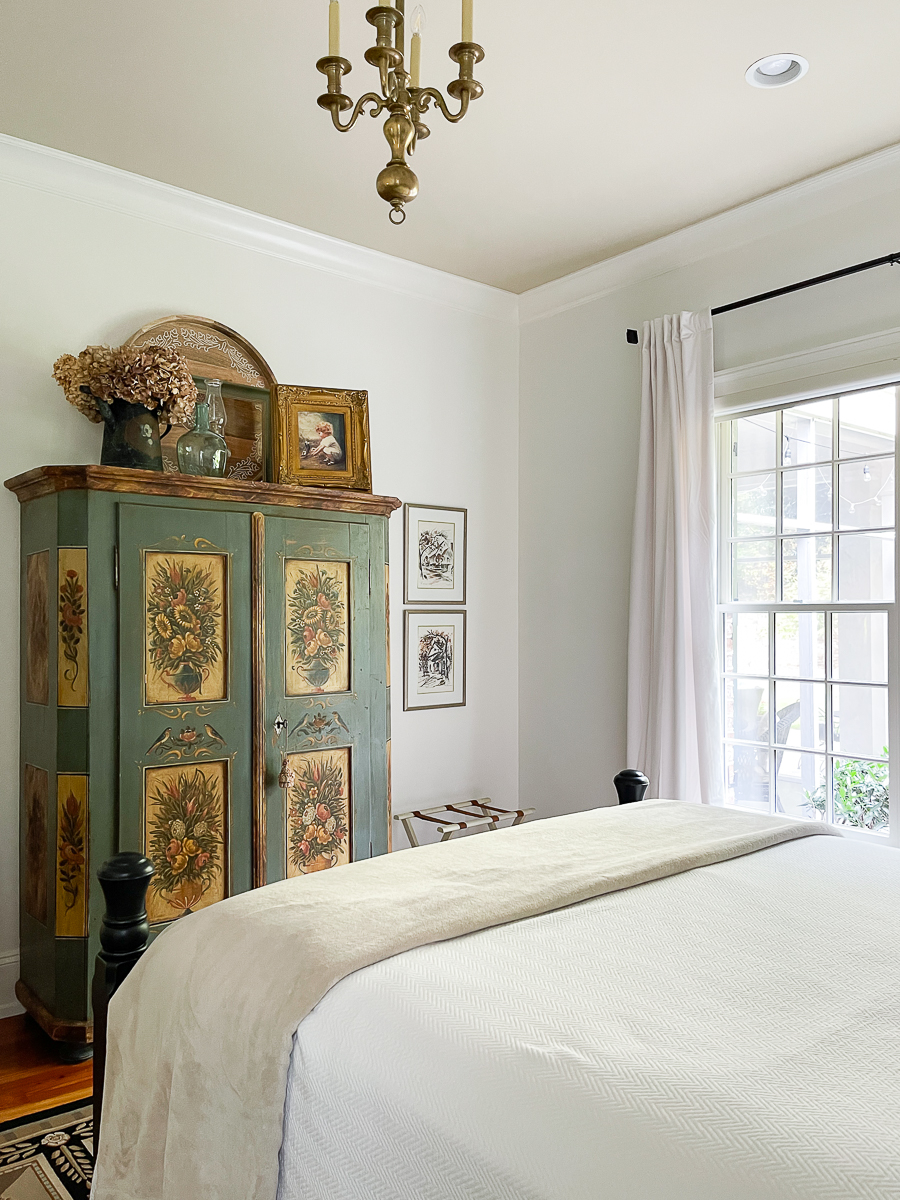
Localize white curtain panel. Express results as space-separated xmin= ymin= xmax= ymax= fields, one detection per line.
xmin=627 ymin=310 xmax=722 ymax=803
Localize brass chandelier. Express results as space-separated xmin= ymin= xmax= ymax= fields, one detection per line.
xmin=316 ymin=0 xmax=485 ymax=223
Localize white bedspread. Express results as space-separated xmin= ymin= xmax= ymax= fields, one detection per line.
xmin=95 ymin=800 xmax=831 ymax=1200
xmin=278 ymin=835 xmax=900 ymax=1200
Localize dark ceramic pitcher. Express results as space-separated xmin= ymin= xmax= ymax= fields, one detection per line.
xmin=96 ymin=396 xmax=167 ymax=471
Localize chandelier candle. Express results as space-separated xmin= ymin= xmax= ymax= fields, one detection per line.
xmin=329 ymin=0 xmax=340 ymax=56
xmin=409 ymin=7 xmax=424 ymax=88
xmin=316 ymin=0 xmax=484 ymax=223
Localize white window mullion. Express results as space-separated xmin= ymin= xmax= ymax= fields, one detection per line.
xmin=718 ymin=384 xmax=896 ymax=838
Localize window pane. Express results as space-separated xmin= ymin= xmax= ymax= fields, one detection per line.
xmin=782 ymin=466 xmax=832 ymax=534
xmin=775 ymin=750 xmax=826 ymax=821
xmin=783 ymin=400 xmax=832 ymax=465
xmin=733 ymin=540 xmax=776 ymax=601
xmin=832 ymin=758 xmax=889 ymax=833
xmin=837 ymin=532 xmax=894 ymax=601
xmin=732 ymin=412 xmax=776 ymax=473
xmin=839 ymin=388 xmax=896 ymax=459
xmin=775 ymin=611 xmax=825 ymax=679
xmin=724 ymin=611 xmax=768 ymax=675
xmin=782 ymin=536 xmax=831 ymax=602
xmin=725 ymin=743 xmax=769 ymax=813
xmin=833 ymin=612 xmax=888 ymax=683
xmin=774 ymin=680 xmax=826 ymax=751
xmin=832 ymin=684 xmax=889 ymax=760
xmin=838 ymin=457 xmax=894 ymax=530
xmin=733 ymin=473 xmax=776 ymax=537
xmin=725 ymin=678 xmax=769 ymax=744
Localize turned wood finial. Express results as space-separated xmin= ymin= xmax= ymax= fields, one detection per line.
xmin=96 ymin=852 xmax=155 ymax=963
xmin=92 ymin=852 xmax=154 ymax=1149
xmin=613 ymin=769 xmax=650 ymax=805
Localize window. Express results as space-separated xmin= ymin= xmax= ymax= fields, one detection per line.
xmin=718 ymin=386 xmax=897 ymax=836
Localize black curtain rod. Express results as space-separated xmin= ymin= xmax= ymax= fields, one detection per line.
xmin=625 ymin=250 xmax=900 ymax=343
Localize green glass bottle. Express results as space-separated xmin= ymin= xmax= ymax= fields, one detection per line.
xmin=176 ymin=399 xmax=229 ymax=477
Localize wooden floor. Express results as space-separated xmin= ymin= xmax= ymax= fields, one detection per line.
xmin=0 ymin=1015 xmax=92 ymax=1124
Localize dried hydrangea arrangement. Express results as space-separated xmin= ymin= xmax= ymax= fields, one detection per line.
xmin=52 ymin=344 xmax=198 ymax=426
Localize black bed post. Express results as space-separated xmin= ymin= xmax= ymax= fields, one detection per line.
xmin=614 ymin=769 xmax=650 ymax=805
xmin=92 ymin=853 xmax=154 ymax=1149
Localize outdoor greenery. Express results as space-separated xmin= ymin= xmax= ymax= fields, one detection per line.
xmin=806 ymin=752 xmax=889 ymax=832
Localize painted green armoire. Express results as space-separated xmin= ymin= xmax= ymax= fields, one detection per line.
xmin=7 ymin=465 xmax=399 ymax=1053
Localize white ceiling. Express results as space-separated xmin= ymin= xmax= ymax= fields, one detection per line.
xmin=2 ymin=0 xmax=900 ymax=292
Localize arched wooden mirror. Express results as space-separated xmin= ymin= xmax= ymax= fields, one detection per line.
xmin=125 ymin=316 xmax=277 ymax=481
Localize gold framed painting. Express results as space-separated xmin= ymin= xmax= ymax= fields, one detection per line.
xmin=274 ymin=386 xmax=372 ymax=490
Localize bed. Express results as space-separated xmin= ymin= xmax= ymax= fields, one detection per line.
xmin=91 ymin=798 xmax=900 ymax=1200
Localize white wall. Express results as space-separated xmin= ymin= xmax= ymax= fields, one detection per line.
xmin=518 ymin=144 xmax=900 ymax=820
xmin=0 ymin=136 xmax=519 ymax=1016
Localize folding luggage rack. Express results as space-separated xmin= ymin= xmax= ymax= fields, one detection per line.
xmin=393 ymin=798 xmax=535 ymax=847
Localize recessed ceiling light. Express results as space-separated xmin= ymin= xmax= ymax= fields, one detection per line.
xmin=745 ymin=53 xmax=809 ymax=88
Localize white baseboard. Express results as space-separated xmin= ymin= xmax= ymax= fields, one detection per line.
xmin=0 ymin=949 xmax=23 ymax=1019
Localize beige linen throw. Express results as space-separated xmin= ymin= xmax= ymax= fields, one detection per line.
xmin=93 ymin=799 xmax=838 ymax=1200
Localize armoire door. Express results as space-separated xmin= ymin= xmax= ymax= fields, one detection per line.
xmin=263 ymin=514 xmax=373 ymax=883
xmin=117 ymin=502 xmax=253 ymax=926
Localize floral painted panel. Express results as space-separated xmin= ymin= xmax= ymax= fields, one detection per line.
xmin=25 ymin=551 xmax=49 ymax=706
xmin=285 ymin=748 xmax=351 ymax=876
xmin=145 ymin=552 xmax=227 ymax=705
xmin=144 ymin=760 xmax=227 ymax=923
xmin=57 ymin=549 xmax=88 ymax=707
xmin=285 ymin=560 xmax=350 ymax=696
xmin=56 ymin=775 xmax=88 ymax=937
xmin=23 ymin=764 xmax=48 ymax=925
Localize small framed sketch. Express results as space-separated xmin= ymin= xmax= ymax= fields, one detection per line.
xmin=404 ymin=610 xmax=466 ymax=711
xmin=274 ymin=385 xmax=372 ymax=490
xmin=403 ymin=503 xmax=467 ymax=604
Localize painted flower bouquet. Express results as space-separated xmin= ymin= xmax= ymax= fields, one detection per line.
xmin=147 ymin=557 xmax=222 ymax=700
xmin=287 ymin=755 xmax=348 ymax=873
xmin=57 ymin=790 xmax=86 ymax=915
xmin=147 ymin=768 xmax=223 ymax=915
xmin=287 ymin=566 xmax=346 ymax=691
xmin=58 ymin=568 xmax=85 ymax=689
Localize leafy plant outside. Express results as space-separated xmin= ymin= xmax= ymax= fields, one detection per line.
xmin=805 ymin=751 xmax=889 ymax=831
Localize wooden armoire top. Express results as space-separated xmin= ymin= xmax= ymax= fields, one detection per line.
xmin=4 ymin=465 xmax=401 ymax=517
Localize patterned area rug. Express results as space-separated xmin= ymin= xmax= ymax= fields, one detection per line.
xmin=0 ymin=1101 xmax=92 ymax=1199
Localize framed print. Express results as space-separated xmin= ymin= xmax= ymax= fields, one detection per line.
xmin=404 ymin=610 xmax=466 ymax=710
xmin=403 ymin=503 xmax=467 ymax=604
xmin=274 ymin=385 xmax=372 ymax=490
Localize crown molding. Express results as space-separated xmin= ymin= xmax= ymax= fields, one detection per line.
xmin=714 ymin=324 xmax=900 ymax=413
xmin=518 ymin=141 xmax=900 ymax=326
xmin=0 ymin=134 xmax=517 ymax=324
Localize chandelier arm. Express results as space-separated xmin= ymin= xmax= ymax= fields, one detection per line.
xmin=329 ymin=92 xmax=389 ymax=132
xmin=411 ymin=87 xmax=470 ymax=124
